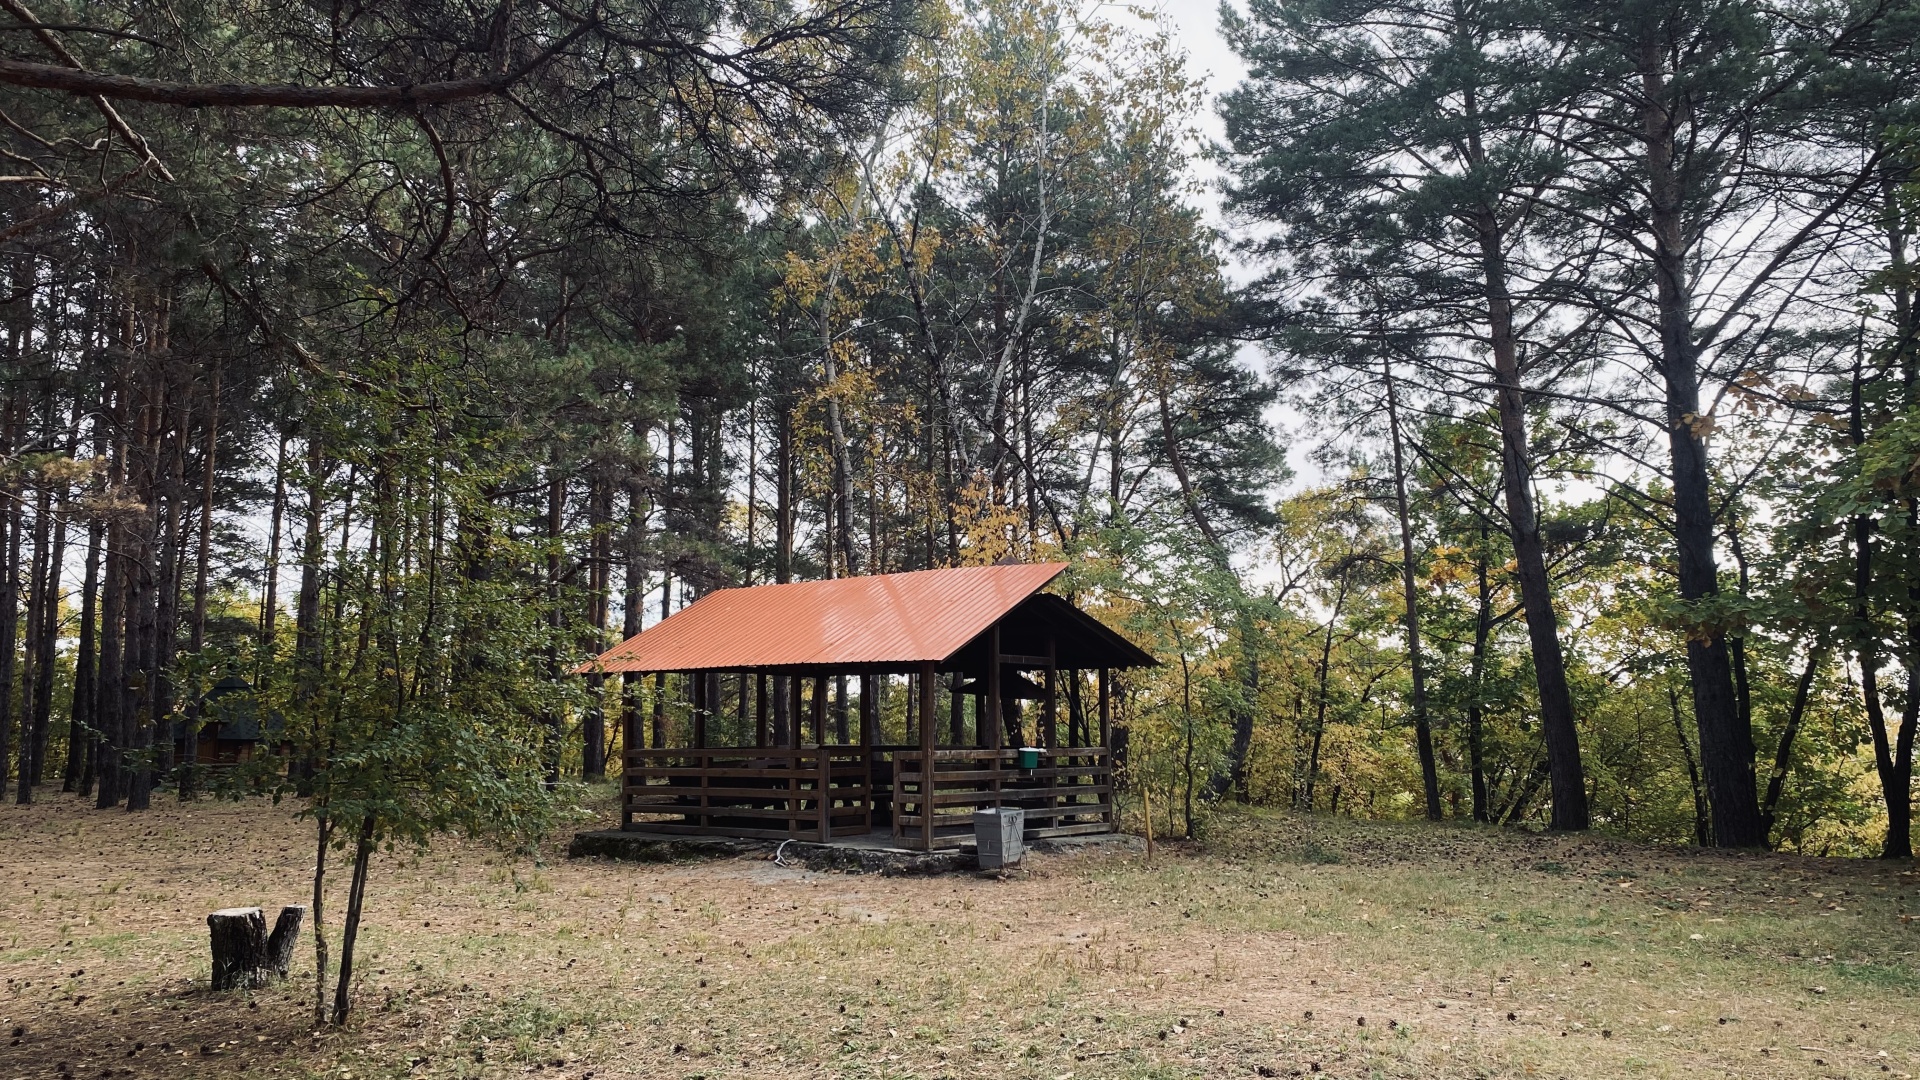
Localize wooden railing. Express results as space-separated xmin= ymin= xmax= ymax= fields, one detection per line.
xmin=622 ymin=746 xmax=872 ymax=841
xmin=891 ymin=747 xmax=1112 ymax=850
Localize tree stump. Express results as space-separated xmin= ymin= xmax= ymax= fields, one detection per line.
xmin=208 ymin=907 xmax=269 ymax=990
xmin=265 ymin=905 xmax=306 ymax=978
xmin=209 ymin=905 xmax=305 ymax=990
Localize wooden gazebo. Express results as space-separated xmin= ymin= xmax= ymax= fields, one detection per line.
xmin=578 ymin=563 xmax=1156 ymax=851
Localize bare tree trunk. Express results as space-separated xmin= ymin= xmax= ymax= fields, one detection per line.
xmin=94 ymin=374 xmax=129 ymax=807
xmin=292 ymin=436 xmax=326 ymax=796
xmin=1383 ymin=359 xmax=1441 ymax=820
xmin=65 ymin=480 xmax=103 ymax=793
xmin=583 ymin=468 xmax=611 ymax=780
xmin=1302 ymin=571 xmax=1348 ymax=811
xmin=1467 ymin=528 xmax=1493 ymax=823
xmin=14 ymin=471 xmax=46 ymax=802
xmin=123 ymin=367 xmax=161 ymax=813
xmin=0 ymin=402 xmax=17 ymax=799
xmin=543 ymin=466 xmax=565 ymax=787
xmin=1473 ymin=211 xmax=1589 ymax=832
xmin=1667 ymin=686 xmax=1710 ymax=846
xmin=331 ymin=814 xmax=377 ymax=1025
xmin=27 ymin=451 xmax=68 ymax=790
xmin=258 ymin=432 xmax=290 ymax=680
xmin=1638 ymin=40 xmax=1760 ymax=847
xmin=1760 ymin=640 xmax=1826 ymax=838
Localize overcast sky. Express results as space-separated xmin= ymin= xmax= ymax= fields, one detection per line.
xmin=1151 ymin=1 xmax=1247 ymax=259
xmin=1132 ymin=2 xmax=1321 ymax=510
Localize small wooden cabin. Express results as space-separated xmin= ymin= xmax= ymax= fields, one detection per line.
xmin=174 ymin=675 xmax=271 ymax=765
xmin=579 ymin=563 xmax=1156 ymax=851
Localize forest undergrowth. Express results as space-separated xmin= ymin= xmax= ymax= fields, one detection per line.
xmin=2 ymin=797 xmax=1915 ymax=1080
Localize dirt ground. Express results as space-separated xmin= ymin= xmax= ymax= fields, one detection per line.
xmin=2 ymin=795 xmax=1916 ymax=1080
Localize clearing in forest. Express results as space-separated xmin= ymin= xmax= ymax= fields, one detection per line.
xmin=1 ymin=798 xmax=1916 ymax=1080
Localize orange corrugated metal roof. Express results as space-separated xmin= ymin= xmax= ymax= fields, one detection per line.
xmin=577 ymin=562 xmax=1070 ymax=674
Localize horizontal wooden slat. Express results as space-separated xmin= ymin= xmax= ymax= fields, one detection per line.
xmin=894 ymin=766 xmax=1108 ymax=784
xmin=926 ymin=784 xmax=1110 ymax=806
xmin=627 ymin=781 xmax=869 ymax=796
xmin=894 ymin=803 xmax=1111 ymax=827
xmin=632 ymin=804 xmax=808 ymax=822
xmin=1028 ymin=822 xmax=1117 ymax=838
xmin=901 ymin=747 xmax=1108 ymax=762
xmin=626 ymin=745 xmax=871 ymax=758
xmin=626 ymin=822 xmax=821 ymax=840
xmin=997 ymin=653 xmax=1054 ymax=667
xmin=625 ymin=766 xmax=866 ymax=781
xmin=628 ymin=785 xmax=809 ymax=802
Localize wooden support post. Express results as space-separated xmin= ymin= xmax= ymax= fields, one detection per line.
xmin=622 ymin=684 xmax=639 ymax=828
xmin=893 ymin=673 xmax=906 ymax=843
xmin=811 ymin=675 xmax=827 ymax=746
xmin=788 ymin=751 xmax=800 ymax=839
xmin=818 ymin=741 xmax=833 ymax=841
xmin=987 ymin=624 xmax=1005 ymax=810
xmin=859 ymin=674 xmax=876 ymax=827
xmin=789 ymin=676 xmax=803 ymax=747
xmin=1098 ymin=667 xmax=1110 ymax=747
xmin=692 ymin=673 xmax=710 ymax=829
xmin=919 ymin=660 xmax=936 ymax=851
xmin=949 ymin=672 xmax=963 ymax=748
xmin=1043 ymin=635 xmax=1058 ymax=748
xmin=692 ymin=672 xmax=707 ymax=749
xmin=987 ymin=624 xmax=1003 ymax=753
xmin=1099 ymin=667 xmax=1112 ymax=826
xmin=1044 ymin=635 xmax=1058 ymax=822
xmin=756 ymin=673 xmax=769 ymax=748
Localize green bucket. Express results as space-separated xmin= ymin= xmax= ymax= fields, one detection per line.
xmin=1017 ymin=746 xmax=1043 ymax=770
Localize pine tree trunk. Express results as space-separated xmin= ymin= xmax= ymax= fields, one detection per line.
xmin=1474 ymin=213 xmax=1589 ymax=832
xmin=123 ymin=370 xmax=163 ymax=812
xmin=65 ymin=503 xmax=103 ymax=793
xmin=259 ymin=432 xmax=289 ymax=679
xmin=1384 ymin=360 xmax=1441 ymax=821
xmin=292 ymin=437 xmax=326 ymax=796
xmin=17 ymin=475 xmax=48 ymax=802
xmin=1638 ymin=38 xmax=1761 ymax=848
xmin=1467 ymin=530 xmax=1493 ymax=823
xmin=94 ymin=372 xmax=130 ymax=809
xmin=28 ymin=462 xmax=66 ymax=790
xmin=0 ymin=410 xmax=16 ymax=800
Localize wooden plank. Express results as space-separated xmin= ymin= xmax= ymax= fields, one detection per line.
xmin=626 ymin=746 xmax=859 ymax=761
xmin=893 ymin=766 xmax=1109 ymax=785
xmin=1028 ymin=822 xmax=1116 ymax=838
xmin=626 ymin=784 xmax=818 ymax=802
xmin=628 ymin=822 xmax=824 ymax=841
xmin=1020 ymin=804 xmax=1113 ymax=822
xmin=912 ymin=747 xmax=1108 ymax=762
xmin=625 ymin=760 xmax=844 ymax=776
xmin=926 ymin=784 xmax=1110 ymax=806
xmin=626 ymin=804 xmax=808 ymax=822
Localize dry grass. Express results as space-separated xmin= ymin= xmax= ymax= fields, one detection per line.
xmin=2 ymin=794 xmax=1917 ymax=1080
